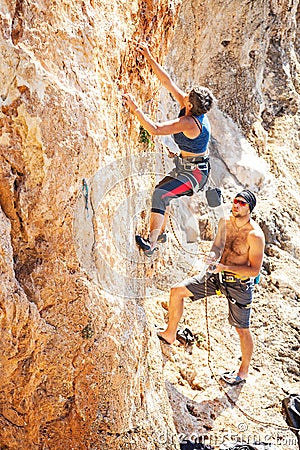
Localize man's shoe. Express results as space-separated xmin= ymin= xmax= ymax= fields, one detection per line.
xmin=220 ymin=371 xmax=246 ymax=386
xmin=135 ymin=235 xmax=157 ymax=257
xmin=157 ymin=232 xmax=167 ymax=244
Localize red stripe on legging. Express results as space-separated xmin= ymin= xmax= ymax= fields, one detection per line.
xmin=161 ymin=169 xmax=204 ymax=199
xmin=162 ymin=180 xmax=193 ymax=198
xmin=192 ymin=168 xmax=204 ymax=182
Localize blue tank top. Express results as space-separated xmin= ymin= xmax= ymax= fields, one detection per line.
xmin=173 ymin=108 xmax=211 ymax=154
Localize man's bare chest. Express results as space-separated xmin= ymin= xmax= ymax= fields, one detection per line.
xmin=224 ymin=229 xmax=249 ymax=258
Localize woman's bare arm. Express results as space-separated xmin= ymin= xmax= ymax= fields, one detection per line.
xmin=137 ymin=42 xmax=186 ymax=107
xmin=121 ymin=93 xmax=194 ymax=136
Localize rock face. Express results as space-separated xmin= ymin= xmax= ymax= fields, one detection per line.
xmin=0 ymin=1 xmax=299 ymax=450
xmin=0 ymin=1 xmax=181 ymax=449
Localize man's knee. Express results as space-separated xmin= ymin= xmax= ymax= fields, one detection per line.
xmin=170 ymin=284 xmax=192 ymax=299
xmin=235 ymin=327 xmax=251 ymax=337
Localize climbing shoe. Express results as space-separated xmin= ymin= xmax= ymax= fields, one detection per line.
xmin=135 ymin=235 xmax=157 ymax=257
xmin=176 ymin=328 xmax=195 ymax=347
xmin=157 ymin=232 xmax=167 ymax=244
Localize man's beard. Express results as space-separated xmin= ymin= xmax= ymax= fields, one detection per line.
xmin=232 ymin=209 xmax=242 ymax=218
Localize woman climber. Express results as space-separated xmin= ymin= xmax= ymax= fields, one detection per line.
xmin=122 ymin=42 xmax=215 ymax=256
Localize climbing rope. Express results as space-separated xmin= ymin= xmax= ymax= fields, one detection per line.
xmin=203 ymin=274 xmax=300 ymax=432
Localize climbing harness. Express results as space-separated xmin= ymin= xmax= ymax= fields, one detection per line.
xmin=218 ymin=272 xmax=252 ymax=309
xmin=203 ymin=273 xmax=300 ymax=433
xmin=82 ymin=178 xmax=89 ymax=217
xmin=173 ymin=154 xmax=210 ymax=194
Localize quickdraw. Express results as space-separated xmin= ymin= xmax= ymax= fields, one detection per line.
xmin=82 ymin=178 xmax=89 ymax=217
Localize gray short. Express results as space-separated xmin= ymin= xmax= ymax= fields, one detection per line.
xmin=182 ymin=273 xmax=254 ymax=329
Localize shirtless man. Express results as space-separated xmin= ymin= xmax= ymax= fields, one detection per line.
xmin=158 ymin=190 xmax=265 ymax=385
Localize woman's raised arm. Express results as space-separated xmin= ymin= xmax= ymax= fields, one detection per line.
xmin=137 ymin=42 xmax=186 ymax=107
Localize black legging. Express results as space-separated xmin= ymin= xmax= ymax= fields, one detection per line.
xmin=151 ymin=167 xmax=209 ymax=215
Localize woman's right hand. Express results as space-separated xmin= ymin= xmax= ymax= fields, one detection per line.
xmin=136 ymin=42 xmax=151 ymax=59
